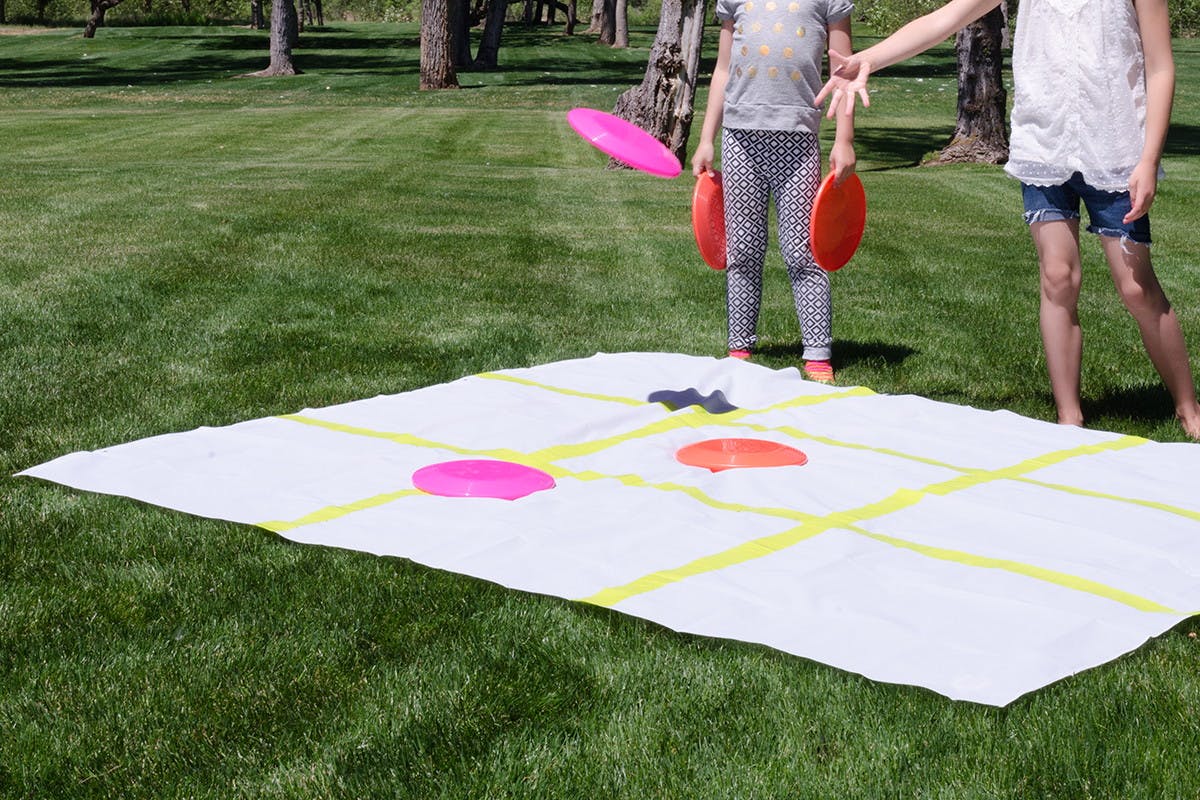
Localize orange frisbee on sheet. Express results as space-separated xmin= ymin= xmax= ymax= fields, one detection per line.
xmin=675 ymin=438 xmax=808 ymax=472
xmin=809 ymin=172 xmax=866 ymax=272
xmin=692 ymin=171 xmax=726 ymax=270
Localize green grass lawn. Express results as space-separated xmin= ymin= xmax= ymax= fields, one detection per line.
xmin=2 ymin=22 xmax=1200 ymax=799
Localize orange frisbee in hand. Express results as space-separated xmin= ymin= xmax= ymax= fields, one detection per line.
xmin=675 ymin=438 xmax=808 ymax=472
xmin=692 ymin=171 xmax=726 ymax=270
xmin=809 ymin=172 xmax=866 ymax=272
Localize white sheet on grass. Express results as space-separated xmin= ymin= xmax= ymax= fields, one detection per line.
xmin=19 ymin=352 xmax=1200 ymax=705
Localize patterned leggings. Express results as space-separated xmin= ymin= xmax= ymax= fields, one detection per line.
xmin=722 ymin=127 xmax=831 ymax=360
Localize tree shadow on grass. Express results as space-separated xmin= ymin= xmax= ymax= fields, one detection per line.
xmin=1166 ymin=123 xmax=1200 ymax=157
xmin=853 ymin=125 xmax=954 ymax=169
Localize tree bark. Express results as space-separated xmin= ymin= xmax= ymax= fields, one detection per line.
xmin=474 ymin=0 xmax=506 ymax=68
xmin=928 ymin=5 xmax=1009 ymax=165
xmin=612 ymin=0 xmax=627 ymax=47
xmin=245 ymin=0 xmax=301 ymax=76
xmin=564 ymin=0 xmax=577 ymax=34
xmin=450 ymin=0 xmax=472 ymax=66
xmin=82 ymin=0 xmax=123 ymax=37
xmin=250 ymin=0 xmax=265 ymax=29
xmin=421 ymin=0 xmax=460 ymax=88
xmin=609 ymin=0 xmax=707 ymax=168
xmin=596 ymin=0 xmax=615 ymax=43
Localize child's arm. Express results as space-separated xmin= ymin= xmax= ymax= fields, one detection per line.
xmin=816 ymin=0 xmax=1002 ymax=118
xmin=827 ymin=17 xmax=856 ymax=184
xmin=692 ymin=20 xmax=734 ymax=177
xmin=1126 ymin=0 xmax=1175 ymax=223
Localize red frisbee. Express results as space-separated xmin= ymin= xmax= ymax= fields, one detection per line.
xmin=412 ymin=460 xmax=555 ymax=500
xmin=566 ymin=108 xmax=682 ymax=179
xmin=675 ymin=438 xmax=808 ymax=472
xmin=692 ymin=171 xmax=726 ymax=270
xmin=809 ymin=172 xmax=866 ymax=272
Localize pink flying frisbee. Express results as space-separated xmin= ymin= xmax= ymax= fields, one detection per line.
xmin=412 ymin=459 xmax=556 ymax=500
xmin=675 ymin=438 xmax=808 ymax=472
xmin=567 ymin=107 xmax=682 ymax=178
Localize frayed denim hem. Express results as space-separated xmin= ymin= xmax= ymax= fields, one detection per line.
xmin=1023 ymin=208 xmax=1079 ymax=225
xmin=1088 ymin=225 xmax=1152 ymax=250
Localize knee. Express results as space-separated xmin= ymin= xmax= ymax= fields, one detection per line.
xmin=1040 ymin=259 xmax=1081 ymax=306
xmin=1114 ymin=275 xmax=1168 ymax=316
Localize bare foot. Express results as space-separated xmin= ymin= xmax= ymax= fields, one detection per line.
xmin=1179 ymin=407 xmax=1200 ymax=441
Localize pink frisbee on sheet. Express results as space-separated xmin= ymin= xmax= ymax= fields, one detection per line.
xmin=412 ymin=460 xmax=556 ymax=500
xmin=567 ymin=108 xmax=683 ymax=178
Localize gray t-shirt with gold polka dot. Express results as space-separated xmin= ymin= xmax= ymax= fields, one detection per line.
xmin=716 ymin=0 xmax=853 ymax=133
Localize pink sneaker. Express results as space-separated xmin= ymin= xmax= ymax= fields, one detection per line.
xmin=728 ymin=349 xmax=751 ymax=360
xmin=803 ymin=359 xmax=835 ymax=383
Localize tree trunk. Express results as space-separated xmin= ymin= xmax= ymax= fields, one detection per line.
xmin=596 ymin=0 xmax=615 ymax=43
xmin=928 ymin=5 xmax=1008 ymax=165
xmin=609 ymin=0 xmax=707 ymax=168
xmin=564 ymin=0 xmax=577 ymax=34
xmin=0 ymin=0 xmax=6 ymax=24
xmin=450 ymin=0 xmax=472 ymax=67
xmin=250 ymin=0 xmax=265 ymax=29
xmin=421 ymin=0 xmax=460 ymax=89
xmin=474 ymin=0 xmax=506 ymax=68
xmin=245 ymin=0 xmax=301 ymax=76
xmin=313 ymin=0 xmax=323 ymax=24
xmin=83 ymin=0 xmax=123 ymax=37
xmin=612 ymin=0 xmax=627 ymax=47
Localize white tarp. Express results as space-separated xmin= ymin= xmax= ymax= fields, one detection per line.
xmin=19 ymin=352 xmax=1200 ymax=705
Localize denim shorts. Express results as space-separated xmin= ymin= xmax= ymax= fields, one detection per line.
xmin=1021 ymin=172 xmax=1151 ymax=245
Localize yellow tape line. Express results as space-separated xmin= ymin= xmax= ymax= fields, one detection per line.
xmin=478 ymin=371 xmax=648 ymax=406
xmin=269 ymin=388 xmax=1181 ymax=614
xmin=261 ymin=488 xmax=428 ymax=533
xmin=578 ymin=436 xmax=1178 ymax=614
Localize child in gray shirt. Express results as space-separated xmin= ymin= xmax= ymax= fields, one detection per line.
xmin=692 ymin=0 xmax=857 ymax=383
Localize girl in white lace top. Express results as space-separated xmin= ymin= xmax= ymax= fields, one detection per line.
xmin=815 ymin=0 xmax=1200 ymax=440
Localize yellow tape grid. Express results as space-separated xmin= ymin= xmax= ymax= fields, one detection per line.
xmin=257 ymin=371 xmax=1196 ymax=615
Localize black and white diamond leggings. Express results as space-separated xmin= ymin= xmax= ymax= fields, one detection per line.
xmin=722 ymin=127 xmax=831 ymax=360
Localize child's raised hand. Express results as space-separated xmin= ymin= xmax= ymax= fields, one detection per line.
xmin=816 ymin=49 xmax=871 ymax=119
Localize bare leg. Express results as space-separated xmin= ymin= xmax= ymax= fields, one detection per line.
xmin=1100 ymin=236 xmax=1200 ymax=440
xmin=1031 ymin=220 xmax=1085 ymax=426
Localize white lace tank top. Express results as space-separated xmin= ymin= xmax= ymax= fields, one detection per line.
xmin=1004 ymin=0 xmax=1149 ymax=191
